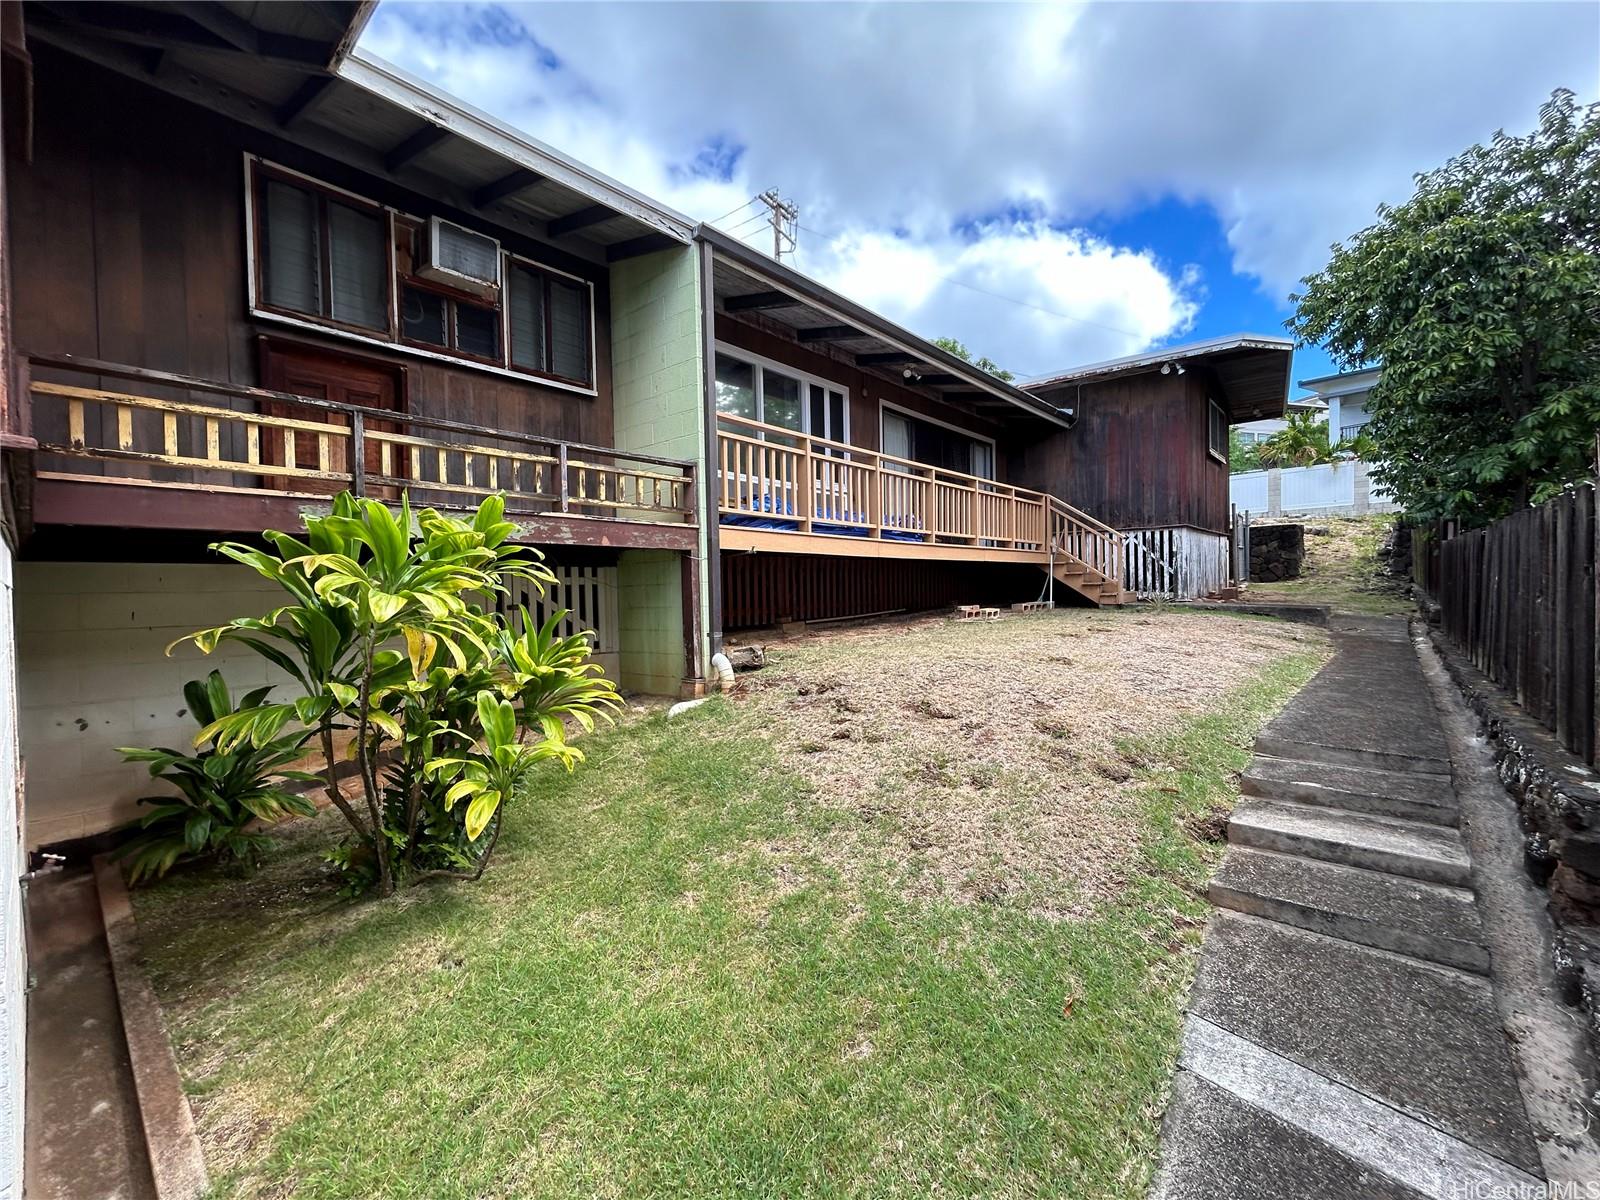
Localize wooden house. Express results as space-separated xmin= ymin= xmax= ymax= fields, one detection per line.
xmin=1020 ymin=334 xmax=1295 ymax=598
xmin=0 ymin=3 xmax=712 ymax=850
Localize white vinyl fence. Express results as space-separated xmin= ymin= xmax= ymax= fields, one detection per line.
xmin=1230 ymin=459 xmax=1398 ymax=518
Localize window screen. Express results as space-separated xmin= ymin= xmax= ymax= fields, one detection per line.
xmin=1208 ymin=399 xmax=1228 ymax=461
xmin=328 ymin=201 xmax=388 ymax=330
xmin=262 ymin=180 xmax=321 ymax=316
xmin=456 ymin=301 xmax=501 ymax=360
xmin=401 ymin=285 xmax=447 ymax=347
xmin=548 ymin=278 xmax=591 ymax=385
xmin=508 ymin=265 xmax=545 ymax=372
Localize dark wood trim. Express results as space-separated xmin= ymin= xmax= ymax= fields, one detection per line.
xmin=473 ymin=168 xmax=543 ymax=209
xmin=31 ymin=477 xmax=698 ymax=550
xmin=796 ymin=324 xmax=859 ymax=343
xmin=383 ymin=124 xmax=449 ymax=173
xmin=276 ymin=76 xmax=337 ymax=128
xmin=604 ymin=232 xmax=679 ymax=263
xmin=547 ymin=204 xmax=613 ymax=238
xmin=724 ymin=291 xmax=795 ymax=314
xmin=856 ymin=352 xmax=919 ymax=366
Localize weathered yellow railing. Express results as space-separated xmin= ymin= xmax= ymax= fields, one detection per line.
xmin=26 ymin=355 xmax=696 ymax=525
xmin=716 ymin=413 xmax=1122 ymax=584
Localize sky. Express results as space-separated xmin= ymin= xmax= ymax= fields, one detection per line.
xmin=360 ymin=1 xmax=1600 ymax=394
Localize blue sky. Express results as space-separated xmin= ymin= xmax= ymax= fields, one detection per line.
xmin=362 ymin=1 xmax=1597 ymax=395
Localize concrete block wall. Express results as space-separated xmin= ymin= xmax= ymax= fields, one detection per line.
xmin=617 ymin=550 xmax=686 ymax=696
xmin=16 ymin=563 xmax=290 ymax=848
xmin=609 ymin=245 xmax=709 ymax=689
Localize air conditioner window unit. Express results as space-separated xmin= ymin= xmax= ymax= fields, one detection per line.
xmin=419 ymin=217 xmax=501 ymax=298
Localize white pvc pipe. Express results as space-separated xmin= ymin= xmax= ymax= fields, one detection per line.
xmin=710 ymin=652 xmax=735 ymax=691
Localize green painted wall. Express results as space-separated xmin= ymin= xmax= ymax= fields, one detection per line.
xmin=609 ymin=246 xmax=709 ymax=694
xmin=616 ymin=549 xmax=687 ymax=696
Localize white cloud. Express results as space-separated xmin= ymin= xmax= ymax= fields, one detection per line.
xmin=361 ymin=1 xmax=1598 ymax=368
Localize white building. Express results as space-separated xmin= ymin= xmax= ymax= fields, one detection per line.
xmin=1298 ymin=365 xmax=1381 ymax=443
xmin=1233 ymin=395 xmax=1327 ymax=447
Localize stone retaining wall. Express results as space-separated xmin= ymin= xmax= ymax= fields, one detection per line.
xmin=1249 ymin=523 xmax=1305 ymax=583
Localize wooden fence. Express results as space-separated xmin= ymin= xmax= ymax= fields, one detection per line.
xmin=1432 ymin=483 xmax=1596 ymax=763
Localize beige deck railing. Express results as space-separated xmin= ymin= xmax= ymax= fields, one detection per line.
xmin=716 ymin=413 xmax=1122 ymax=582
xmin=25 ymin=355 xmax=697 ymax=526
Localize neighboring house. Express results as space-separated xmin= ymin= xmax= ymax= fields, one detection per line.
xmin=1020 ymin=334 xmax=1295 ymax=598
xmin=1233 ymin=394 xmax=1327 ymax=446
xmin=1299 ymin=364 xmax=1381 ymax=443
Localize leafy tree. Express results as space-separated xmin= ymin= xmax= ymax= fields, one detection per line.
xmin=169 ymin=492 xmax=620 ymax=896
xmin=933 ymin=336 xmax=1014 ymax=382
xmin=1290 ymin=89 xmax=1600 ymax=524
xmin=1228 ymin=429 xmax=1262 ymax=474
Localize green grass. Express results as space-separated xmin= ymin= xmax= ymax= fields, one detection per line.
xmin=1245 ymin=514 xmax=1412 ymax=615
xmin=133 ymin=641 xmax=1327 ymax=1200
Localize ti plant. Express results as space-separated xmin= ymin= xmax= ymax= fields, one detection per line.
xmin=167 ymin=492 xmax=619 ymax=897
xmin=114 ymin=671 xmax=318 ymax=883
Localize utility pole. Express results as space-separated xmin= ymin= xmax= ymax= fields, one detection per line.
xmin=756 ymin=189 xmax=798 ymax=260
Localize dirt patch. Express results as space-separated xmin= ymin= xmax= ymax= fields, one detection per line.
xmin=723 ymin=609 xmax=1324 ymax=915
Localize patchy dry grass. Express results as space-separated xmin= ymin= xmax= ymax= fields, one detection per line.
xmin=723 ymin=609 xmax=1324 ymax=917
xmin=1245 ymin=514 xmax=1412 ymax=615
xmin=133 ymin=608 xmax=1329 ymax=1200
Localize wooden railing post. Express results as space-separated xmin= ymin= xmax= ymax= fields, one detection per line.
xmin=798 ymin=434 xmax=813 ymax=533
xmin=349 ymin=410 xmax=366 ymax=497
xmin=558 ymin=442 xmax=570 ymax=513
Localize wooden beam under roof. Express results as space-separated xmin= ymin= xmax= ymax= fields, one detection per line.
xmin=856 ymin=352 xmax=920 ymax=365
xmin=34 ymin=2 xmax=327 ymax=68
xmin=723 ymin=291 xmax=795 ymax=314
xmin=547 ymin=203 xmax=614 ymax=238
xmin=796 ymin=324 xmax=860 ymax=343
xmin=170 ymin=2 xmax=258 ymax=52
xmin=384 ymin=124 xmax=450 ymax=173
xmin=277 ymin=75 xmax=338 ymax=128
xmin=473 ymin=168 xmax=544 ymax=209
xmin=606 ymin=233 xmax=680 ymax=262
xmin=914 ymin=373 xmax=961 ymax=386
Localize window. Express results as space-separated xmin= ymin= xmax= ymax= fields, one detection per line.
xmin=506 ymin=262 xmax=594 ymax=387
xmin=248 ymin=158 xmax=597 ymax=392
xmin=713 ymin=345 xmax=849 ymax=443
xmin=258 ymin=170 xmax=388 ymax=332
xmin=1207 ymin=398 xmax=1228 ymax=463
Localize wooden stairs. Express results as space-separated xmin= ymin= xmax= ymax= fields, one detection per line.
xmin=1048 ymin=560 xmax=1134 ymax=607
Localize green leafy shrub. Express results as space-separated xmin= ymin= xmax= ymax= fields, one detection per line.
xmin=114 ymin=671 xmax=318 ymax=882
xmin=169 ymin=492 xmax=620 ymax=896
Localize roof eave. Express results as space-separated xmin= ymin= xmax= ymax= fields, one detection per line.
xmin=698 ymin=225 xmax=1072 ymax=429
xmin=335 ymin=49 xmax=695 ymax=244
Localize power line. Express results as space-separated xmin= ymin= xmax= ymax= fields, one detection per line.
xmin=757 ymin=189 xmax=799 ymax=259
xmin=793 ymin=220 xmax=1147 ymax=342
xmin=707 ymin=195 xmax=761 ymax=226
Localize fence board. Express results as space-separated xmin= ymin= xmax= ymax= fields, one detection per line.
xmin=1433 ymin=484 xmax=1596 ymax=764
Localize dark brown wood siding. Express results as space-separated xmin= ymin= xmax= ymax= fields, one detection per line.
xmin=8 ymin=47 xmax=613 ymax=449
xmin=714 ymin=314 xmax=1010 ymax=470
xmin=1007 ymin=373 xmax=1229 ymax=533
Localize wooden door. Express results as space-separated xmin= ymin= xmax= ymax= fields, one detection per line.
xmin=259 ymin=340 xmax=406 ymax=496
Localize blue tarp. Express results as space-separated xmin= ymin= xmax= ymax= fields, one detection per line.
xmin=721 ymin=495 xmax=926 ymax=542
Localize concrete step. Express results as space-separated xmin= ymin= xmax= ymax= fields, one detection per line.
xmin=1209 ymin=847 xmax=1488 ymax=973
xmin=1228 ymin=799 xmax=1471 ymax=886
xmin=1188 ymin=911 xmax=1542 ymax=1176
xmin=1243 ymin=755 xmax=1459 ymax=827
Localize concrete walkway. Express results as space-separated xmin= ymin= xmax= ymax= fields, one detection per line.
xmin=1152 ymin=615 xmax=1595 ymax=1198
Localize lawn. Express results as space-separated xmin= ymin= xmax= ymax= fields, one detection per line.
xmin=131 ymin=608 xmax=1329 ymax=1200
xmin=1244 ymin=514 xmax=1412 ymax=615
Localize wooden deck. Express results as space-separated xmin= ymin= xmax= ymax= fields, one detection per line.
xmin=716 ymin=414 xmax=1129 ymax=604
xmin=17 ymin=355 xmax=698 ymax=550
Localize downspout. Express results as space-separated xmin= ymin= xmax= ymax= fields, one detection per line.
xmin=696 ymin=235 xmax=725 ymax=661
